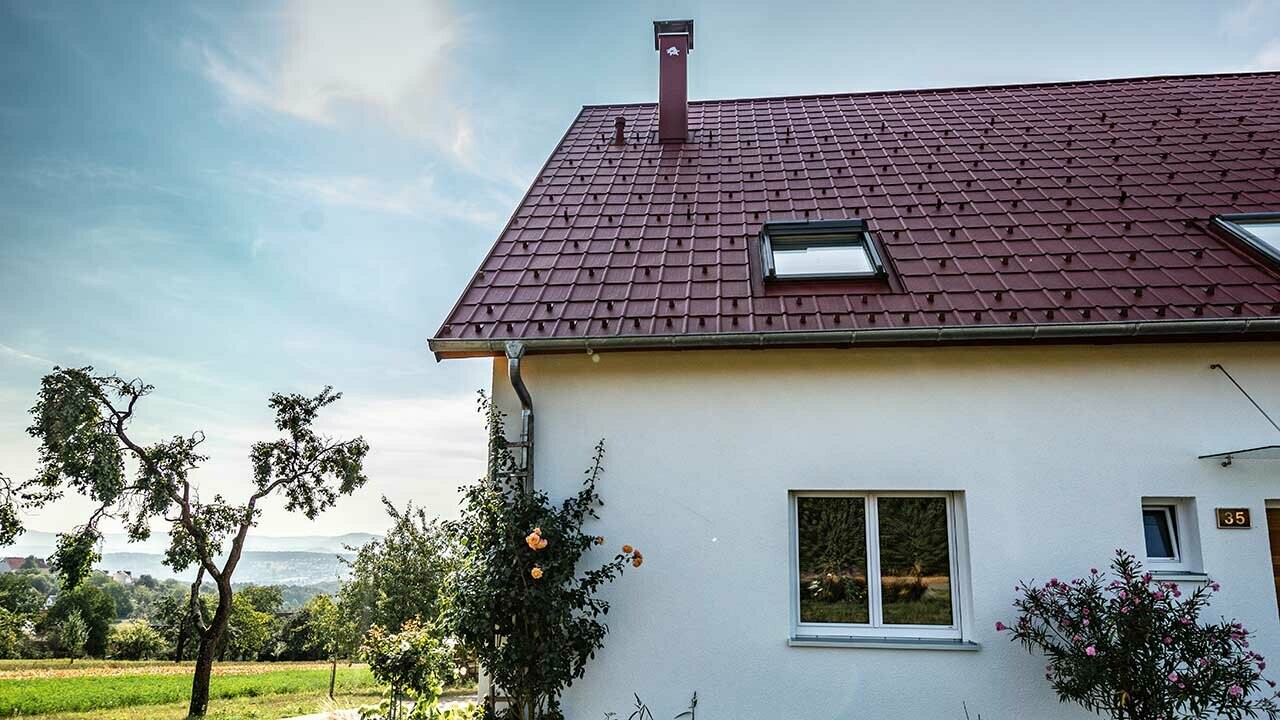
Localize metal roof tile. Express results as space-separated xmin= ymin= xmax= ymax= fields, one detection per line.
xmin=434 ymin=73 xmax=1280 ymax=352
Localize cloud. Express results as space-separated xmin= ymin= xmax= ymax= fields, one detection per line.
xmin=235 ymin=168 xmax=511 ymax=227
xmin=308 ymin=391 xmax=488 ymax=519
xmin=1250 ymin=40 xmax=1280 ymax=70
xmin=199 ymin=0 xmax=472 ymax=162
xmin=0 ymin=343 xmax=56 ymax=367
xmin=1221 ymin=0 xmax=1278 ymax=35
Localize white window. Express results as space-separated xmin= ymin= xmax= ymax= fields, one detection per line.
xmin=1214 ymin=213 xmax=1280 ymax=265
xmin=790 ymin=492 xmax=970 ymax=643
xmin=1141 ymin=498 xmax=1202 ymax=574
xmin=761 ymin=220 xmax=887 ymax=280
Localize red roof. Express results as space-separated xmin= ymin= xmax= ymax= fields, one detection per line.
xmin=431 ymin=72 xmax=1280 ymax=358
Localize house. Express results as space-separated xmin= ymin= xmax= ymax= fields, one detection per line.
xmin=1 ymin=556 xmax=48 ymax=573
xmin=430 ymin=20 xmax=1280 ymax=719
xmin=112 ymin=570 xmax=134 ymax=585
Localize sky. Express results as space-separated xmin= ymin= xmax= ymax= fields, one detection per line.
xmin=1 ymin=0 xmax=1278 ymax=539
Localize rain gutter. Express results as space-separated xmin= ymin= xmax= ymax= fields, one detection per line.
xmin=432 ymin=317 xmax=1280 ymax=359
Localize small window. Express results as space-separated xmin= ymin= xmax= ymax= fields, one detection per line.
xmin=791 ymin=492 xmax=968 ymax=642
xmin=1142 ymin=505 xmax=1180 ymax=561
xmin=1214 ymin=213 xmax=1280 ymax=265
xmin=1140 ymin=498 xmax=1202 ymax=573
xmin=761 ymin=219 xmax=886 ymax=280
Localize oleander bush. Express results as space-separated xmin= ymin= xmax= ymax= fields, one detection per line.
xmin=998 ymin=549 xmax=1279 ymax=720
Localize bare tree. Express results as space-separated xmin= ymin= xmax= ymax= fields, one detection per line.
xmin=25 ymin=367 xmax=369 ymax=717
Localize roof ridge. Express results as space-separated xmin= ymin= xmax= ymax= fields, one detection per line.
xmin=581 ymin=70 xmax=1280 ymax=110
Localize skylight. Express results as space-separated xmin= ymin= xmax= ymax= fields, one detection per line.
xmin=1214 ymin=213 xmax=1280 ymax=265
xmin=760 ymin=219 xmax=886 ymax=280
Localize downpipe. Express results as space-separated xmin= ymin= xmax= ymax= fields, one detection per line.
xmin=505 ymin=341 xmax=534 ymax=492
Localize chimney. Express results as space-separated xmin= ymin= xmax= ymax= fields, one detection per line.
xmin=653 ymin=20 xmax=693 ymax=143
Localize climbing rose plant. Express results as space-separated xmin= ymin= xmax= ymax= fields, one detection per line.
xmin=443 ymin=393 xmax=643 ymax=720
xmin=998 ymin=549 xmax=1279 ymax=720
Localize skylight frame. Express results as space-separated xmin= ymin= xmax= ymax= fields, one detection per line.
xmin=760 ymin=219 xmax=888 ymax=281
xmin=1213 ymin=213 xmax=1280 ymax=267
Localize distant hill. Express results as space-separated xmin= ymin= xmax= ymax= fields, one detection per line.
xmin=9 ymin=530 xmax=377 ymax=556
xmin=99 ymin=551 xmax=354 ymax=585
xmin=5 ymin=530 xmax=378 ymax=585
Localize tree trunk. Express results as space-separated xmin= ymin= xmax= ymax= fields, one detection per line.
xmin=187 ymin=580 xmax=233 ymax=717
xmin=328 ymin=656 xmax=337 ymax=699
xmin=189 ymin=631 xmax=218 ymax=717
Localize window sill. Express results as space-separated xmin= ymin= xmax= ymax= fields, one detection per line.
xmin=1149 ymin=570 xmax=1210 ymax=584
xmin=789 ymin=636 xmax=980 ymax=651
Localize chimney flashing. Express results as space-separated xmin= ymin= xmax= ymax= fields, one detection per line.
xmin=653 ymin=19 xmax=694 ymax=50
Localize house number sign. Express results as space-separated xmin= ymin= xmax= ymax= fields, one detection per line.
xmin=1215 ymin=507 xmax=1252 ymax=529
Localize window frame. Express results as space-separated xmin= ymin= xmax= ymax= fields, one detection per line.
xmin=1141 ymin=505 xmax=1181 ymax=562
xmin=1140 ymin=497 xmax=1202 ymax=574
xmin=1212 ymin=213 xmax=1280 ymax=267
xmin=789 ymin=491 xmax=968 ymax=642
xmin=760 ymin=219 xmax=887 ymax=281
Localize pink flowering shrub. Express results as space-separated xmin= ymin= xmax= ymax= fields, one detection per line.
xmin=998 ymin=549 xmax=1278 ymax=720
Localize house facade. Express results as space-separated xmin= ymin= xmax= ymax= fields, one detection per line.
xmin=431 ymin=21 xmax=1280 ymax=719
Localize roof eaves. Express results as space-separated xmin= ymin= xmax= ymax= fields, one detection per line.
xmin=429 ymin=106 xmax=589 ymax=342
xmin=429 ymin=317 xmax=1280 ymax=360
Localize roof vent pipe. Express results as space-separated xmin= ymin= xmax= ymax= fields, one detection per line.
xmin=653 ymin=19 xmax=693 ymax=143
xmin=613 ymin=116 xmax=626 ymax=145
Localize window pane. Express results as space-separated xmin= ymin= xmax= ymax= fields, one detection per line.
xmin=1240 ymin=221 xmax=1280 ymax=255
xmin=878 ymin=497 xmax=954 ymax=626
xmin=797 ymin=496 xmax=869 ymax=624
xmin=1143 ymin=508 xmax=1177 ymax=559
xmin=773 ymin=243 xmax=874 ymax=276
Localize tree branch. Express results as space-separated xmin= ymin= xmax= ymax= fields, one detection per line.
xmin=91 ymin=380 xmax=224 ymax=583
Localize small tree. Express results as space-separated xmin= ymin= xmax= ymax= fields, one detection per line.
xmin=59 ymin=609 xmax=88 ymax=664
xmin=359 ymin=617 xmax=455 ymax=720
xmin=0 ymin=607 xmax=24 ymax=659
xmin=44 ymin=583 xmax=115 ymax=657
xmin=341 ymin=498 xmax=453 ymax=640
xmin=24 ymin=367 xmax=369 ymax=716
xmin=444 ymin=394 xmax=643 ymax=720
xmin=221 ymin=593 xmax=275 ymax=660
xmin=305 ymin=593 xmax=359 ymax=698
xmin=109 ymin=620 xmax=167 ymax=659
xmin=998 ymin=549 xmax=1280 ymax=720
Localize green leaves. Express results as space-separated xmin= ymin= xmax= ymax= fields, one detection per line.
xmin=340 ymin=498 xmax=451 ymax=643
xmin=250 ymin=388 xmax=370 ymax=521
xmin=443 ymin=393 xmax=641 ymax=720
xmin=27 ymin=368 xmax=132 ymax=498
xmin=50 ymin=527 xmax=102 ymax=589
xmin=24 ymin=368 xmax=369 ymax=594
xmin=1003 ymin=549 xmax=1280 ymax=720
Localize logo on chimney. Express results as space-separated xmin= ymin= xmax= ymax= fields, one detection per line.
xmin=666 ymin=46 xmax=680 ymax=56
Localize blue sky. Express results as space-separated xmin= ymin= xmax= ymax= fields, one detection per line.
xmin=1 ymin=0 xmax=1277 ymax=538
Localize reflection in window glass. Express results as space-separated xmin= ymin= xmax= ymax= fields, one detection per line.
xmin=877 ymin=497 xmax=954 ymax=626
xmin=1142 ymin=507 xmax=1178 ymax=560
xmin=797 ymin=496 xmax=869 ymax=624
xmin=1238 ymin=221 xmax=1280 ymax=256
xmin=772 ymin=243 xmax=876 ymax=277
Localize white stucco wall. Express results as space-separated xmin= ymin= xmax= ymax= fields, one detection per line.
xmin=487 ymin=342 xmax=1280 ymax=720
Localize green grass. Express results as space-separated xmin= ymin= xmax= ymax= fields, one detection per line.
xmin=11 ymin=689 xmax=388 ymax=720
xmin=0 ymin=664 xmax=379 ymax=716
xmin=882 ymin=584 xmax=954 ymax=625
xmin=801 ymin=581 xmax=954 ymax=625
